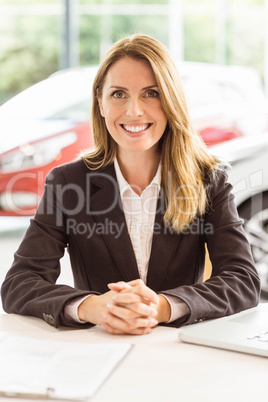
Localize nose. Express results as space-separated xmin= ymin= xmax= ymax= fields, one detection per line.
xmin=125 ymin=97 xmax=144 ymax=117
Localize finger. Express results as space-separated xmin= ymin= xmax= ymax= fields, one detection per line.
xmin=101 ymin=323 xmax=126 ymax=335
xmin=107 ymin=303 xmax=140 ymax=321
xmin=108 ymin=304 xmax=158 ymax=328
xmin=112 ymin=291 xmax=143 ymax=304
xmin=108 ymin=282 xmax=131 ymax=291
xmin=126 ymin=279 xmax=145 ymax=286
xmin=102 ymin=322 xmax=152 ymax=336
xmin=110 ymin=296 xmax=157 ymax=317
xmin=108 ymin=280 xmax=158 ymax=304
xmin=102 ymin=311 xmax=157 ymax=334
xmin=107 ymin=302 xmax=157 ymax=321
xmin=125 ymin=281 xmax=159 ymax=305
xmin=108 ymin=279 xmax=146 ymax=292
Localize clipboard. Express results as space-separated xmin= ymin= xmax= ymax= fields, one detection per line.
xmin=0 ymin=334 xmax=132 ymax=400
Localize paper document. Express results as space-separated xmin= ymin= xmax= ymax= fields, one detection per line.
xmin=0 ymin=334 xmax=132 ymax=400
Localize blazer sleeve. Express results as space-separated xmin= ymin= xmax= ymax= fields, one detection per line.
xmin=160 ymin=168 xmax=261 ymax=327
xmin=1 ymin=165 xmax=98 ymax=328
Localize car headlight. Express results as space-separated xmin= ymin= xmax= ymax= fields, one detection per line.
xmin=0 ymin=131 xmax=77 ymax=173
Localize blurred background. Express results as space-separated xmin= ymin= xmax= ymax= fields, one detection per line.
xmin=1 ymin=0 xmax=268 ymax=311
xmin=0 ymin=0 xmax=267 ymax=104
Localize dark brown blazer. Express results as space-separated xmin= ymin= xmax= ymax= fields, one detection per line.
xmin=1 ymin=160 xmax=260 ymax=328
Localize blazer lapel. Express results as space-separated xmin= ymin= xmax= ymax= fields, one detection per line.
xmin=88 ymin=164 xmax=140 ymax=282
xmin=146 ymin=190 xmax=182 ymax=291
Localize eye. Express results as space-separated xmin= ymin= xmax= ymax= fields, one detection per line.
xmin=145 ymin=90 xmax=159 ymax=98
xmin=111 ymin=91 xmax=126 ymax=99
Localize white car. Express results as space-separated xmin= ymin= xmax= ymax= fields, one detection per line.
xmin=210 ymin=133 xmax=268 ymax=299
xmin=1 ymin=62 xmax=267 ymax=216
xmin=179 ymin=61 xmax=268 ymax=140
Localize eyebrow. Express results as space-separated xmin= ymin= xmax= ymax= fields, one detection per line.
xmin=108 ymin=85 xmax=158 ymax=91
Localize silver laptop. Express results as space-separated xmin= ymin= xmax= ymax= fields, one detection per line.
xmin=178 ymin=303 xmax=268 ymax=357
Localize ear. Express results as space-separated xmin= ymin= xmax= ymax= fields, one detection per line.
xmin=98 ymin=98 xmax=105 ymax=117
xmin=96 ymin=88 xmax=105 ymax=117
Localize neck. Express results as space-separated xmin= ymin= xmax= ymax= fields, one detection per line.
xmin=117 ymin=149 xmax=160 ymax=195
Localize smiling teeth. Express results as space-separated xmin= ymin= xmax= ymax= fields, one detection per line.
xmin=123 ymin=124 xmax=150 ymax=133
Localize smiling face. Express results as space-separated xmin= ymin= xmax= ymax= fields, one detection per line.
xmin=98 ymin=57 xmax=167 ymax=159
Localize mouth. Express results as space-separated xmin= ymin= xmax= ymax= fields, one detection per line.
xmin=120 ymin=123 xmax=152 ymax=134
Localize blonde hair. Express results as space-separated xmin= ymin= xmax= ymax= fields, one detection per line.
xmin=83 ymin=34 xmax=219 ymax=232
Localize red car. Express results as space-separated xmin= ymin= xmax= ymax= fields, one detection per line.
xmin=1 ymin=63 xmax=267 ymax=216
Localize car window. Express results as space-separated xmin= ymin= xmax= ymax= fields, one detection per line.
xmin=0 ymin=69 xmax=96 ymax=120
xmin=183 ymin=79 xmax=224 ymax=108
xmin=183 ymin=78 xmax=250 ymax=110
xmin=50 ymin=100 xmax=90 ymax=122
xmin=219 ymin=84 xmax=246 ymax=102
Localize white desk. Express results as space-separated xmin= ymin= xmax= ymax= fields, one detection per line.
xmin=0 ymin=312 xmax=267 ymax=402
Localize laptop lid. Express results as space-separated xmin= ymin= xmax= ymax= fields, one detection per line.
xmin=178 ymin=303 xmax=268 ymax=357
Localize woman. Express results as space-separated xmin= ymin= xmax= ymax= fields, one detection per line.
xmin=1 ymin=34 xmax=260 ymax=335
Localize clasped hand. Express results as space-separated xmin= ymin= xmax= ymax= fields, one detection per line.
xmin=104 ymin=279 xmax=159 ymax=335
xmin=78 ymin=279 xmax=169 ymax=335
